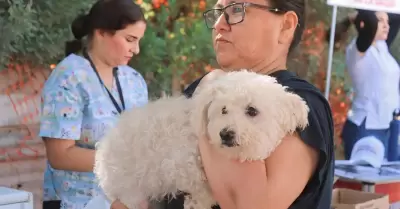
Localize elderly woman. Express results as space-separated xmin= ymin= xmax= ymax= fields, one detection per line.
xmin=187 ymin=1 xmax=334 ymax=208
xmin=114 ymin=0 xmax=334 ymax=208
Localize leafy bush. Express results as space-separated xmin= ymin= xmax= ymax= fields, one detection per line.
xmin=0 ymin=0 xmax=216 ymax=98
xmin=6 ymin=0 xmax=397 ymax=157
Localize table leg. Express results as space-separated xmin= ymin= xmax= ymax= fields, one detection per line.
xmin=362 ymin=183 xmax=375 ymax=193
xmin=362 ymin=184 xmax=369 ymax=192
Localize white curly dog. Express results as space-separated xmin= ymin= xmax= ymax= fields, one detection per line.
xmin=94 ymin=70 xmax=310 ymax=209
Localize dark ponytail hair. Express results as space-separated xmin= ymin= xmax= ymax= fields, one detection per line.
xmin=65 ymin=14 xmax=89 ymax=56
xmin=269 ymin=0 xmax=305 ymax=52
xmin=353 ymin=10 xmax=378 ymax=52
xmin=65 ymin=0 xmax=145 ymax=56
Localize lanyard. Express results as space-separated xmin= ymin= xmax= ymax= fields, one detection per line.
xmin=83 ymin=50 xmax=125 ymax=114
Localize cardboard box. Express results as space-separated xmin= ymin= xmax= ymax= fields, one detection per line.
xmin=331 ymin=188 xmax=390 ymax=209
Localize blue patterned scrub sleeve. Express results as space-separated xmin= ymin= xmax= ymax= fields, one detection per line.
xmin=40 ymin=68 xmax=84 ymax=140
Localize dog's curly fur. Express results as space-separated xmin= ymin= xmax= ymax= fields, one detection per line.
xmin=94 ymin=70 xmax=310 ymax=209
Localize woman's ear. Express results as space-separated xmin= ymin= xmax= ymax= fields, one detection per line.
xmin=281 ymin=92 xmax=310 ymax=133
xmin=278 ymin=11 xmax=298 ymax=45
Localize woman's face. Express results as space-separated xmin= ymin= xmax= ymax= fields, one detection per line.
xmin=375 ymin=11 xmax=389 ymax=41
xmin=96 ymin=21 xmax=147 ymax=66
xmin=211 ymin=0 xmax=296 ymax=71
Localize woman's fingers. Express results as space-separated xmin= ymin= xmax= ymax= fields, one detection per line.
xmin=110 ymin=200 xmax=148 ymax=209
xmin=110 ymin=200 xmax=129 ymax=209
xmin=139 ymin=200 xmax=149 ymax=209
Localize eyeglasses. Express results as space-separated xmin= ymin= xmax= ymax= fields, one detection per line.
xmin=203 ymin=2 xmax=283 ymax=29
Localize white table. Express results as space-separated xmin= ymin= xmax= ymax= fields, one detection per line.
xmin=336 ymin=175 xmax=400 ymax=193
xmin=0 ymin=187 xmax=33 ymax=209
xmin=391 ymin=201 xmax=400 ymax=209
xmin=335 ymin=160 xmax=400 ymax=193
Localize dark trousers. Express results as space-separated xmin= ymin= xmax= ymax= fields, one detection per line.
xmin=163 ymin=194 xmax=220 ymax=209
xmin=43 ymin=200 xmax=61 ymax=209
xmin=163 ymin=195 xmax=185 ymax=209
xmin=341 ymin=118 xmax=390 ymax=160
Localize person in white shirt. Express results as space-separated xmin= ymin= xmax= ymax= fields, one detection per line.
xmin=338 ymin=10 xmax=400 ymax=160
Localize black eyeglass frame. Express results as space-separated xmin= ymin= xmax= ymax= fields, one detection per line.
xmin=202 ymin=2 xmax=284 ymax=29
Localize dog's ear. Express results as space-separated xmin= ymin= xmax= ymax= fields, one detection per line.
xmin=190 ymin=84 xmax=215 ymax=138
xmin=190 ymin=70 xmax=224 ymax=137
xmin=281 ymin=92 xmax=310 ymax=133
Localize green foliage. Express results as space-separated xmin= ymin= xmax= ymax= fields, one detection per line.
xmin=290 ymin=2 xmax=356 ymax=93
xmin=130 ymin=0 xmax=216 ymax=97
xmin=0 ymin=0 xmax=216 ymax=97
xmin=7 ymin=0 xmax=399 ymax=99
xmin=0 ymin=0 xmax=35 ymax=66
xmin=0 ymin=0 xmax=94 ymax=67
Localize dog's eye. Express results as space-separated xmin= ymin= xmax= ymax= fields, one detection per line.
xmin=222 ymin=106 xmax=228 ymax=114
xmin=246 ymin=106 xmax=258 ymax=117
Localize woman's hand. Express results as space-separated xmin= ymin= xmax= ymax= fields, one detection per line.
xmin=110 ymin=200 xmax=128 ymax=209
xmin=110 ymin=200 xmax=148 ymax=209
xmin=195 ymin=70 xmax=318 ymax=209
xmin=199 ymin=134 xmax=318 ymax=209
xmin=198 ymin=135 xmax=269 ymax=209
xmin=195 ymin=70 xmax=269 ymax=209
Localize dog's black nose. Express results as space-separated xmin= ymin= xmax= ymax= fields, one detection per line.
xmin=219 ymin=128 xmax=236 ymax=147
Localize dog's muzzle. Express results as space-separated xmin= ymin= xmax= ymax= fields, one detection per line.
xmin=219 ymin=128 xmax=237 ymax=147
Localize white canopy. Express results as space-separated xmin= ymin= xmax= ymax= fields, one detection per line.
xmin=324 ymin=0 xmax=400 ymax=98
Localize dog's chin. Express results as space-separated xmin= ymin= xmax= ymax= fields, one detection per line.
xmin=216 ymin=142 xmax=267 ymax=162
xmin=214 ymin=143 xmax=243 ymax=160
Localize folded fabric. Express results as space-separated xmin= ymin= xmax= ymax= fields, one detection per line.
xmin=350 ymin=136 xmax=385 ymax=169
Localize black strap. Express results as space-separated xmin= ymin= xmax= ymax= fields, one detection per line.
xmin=83 ymin=50 xmax=125 ymax=114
